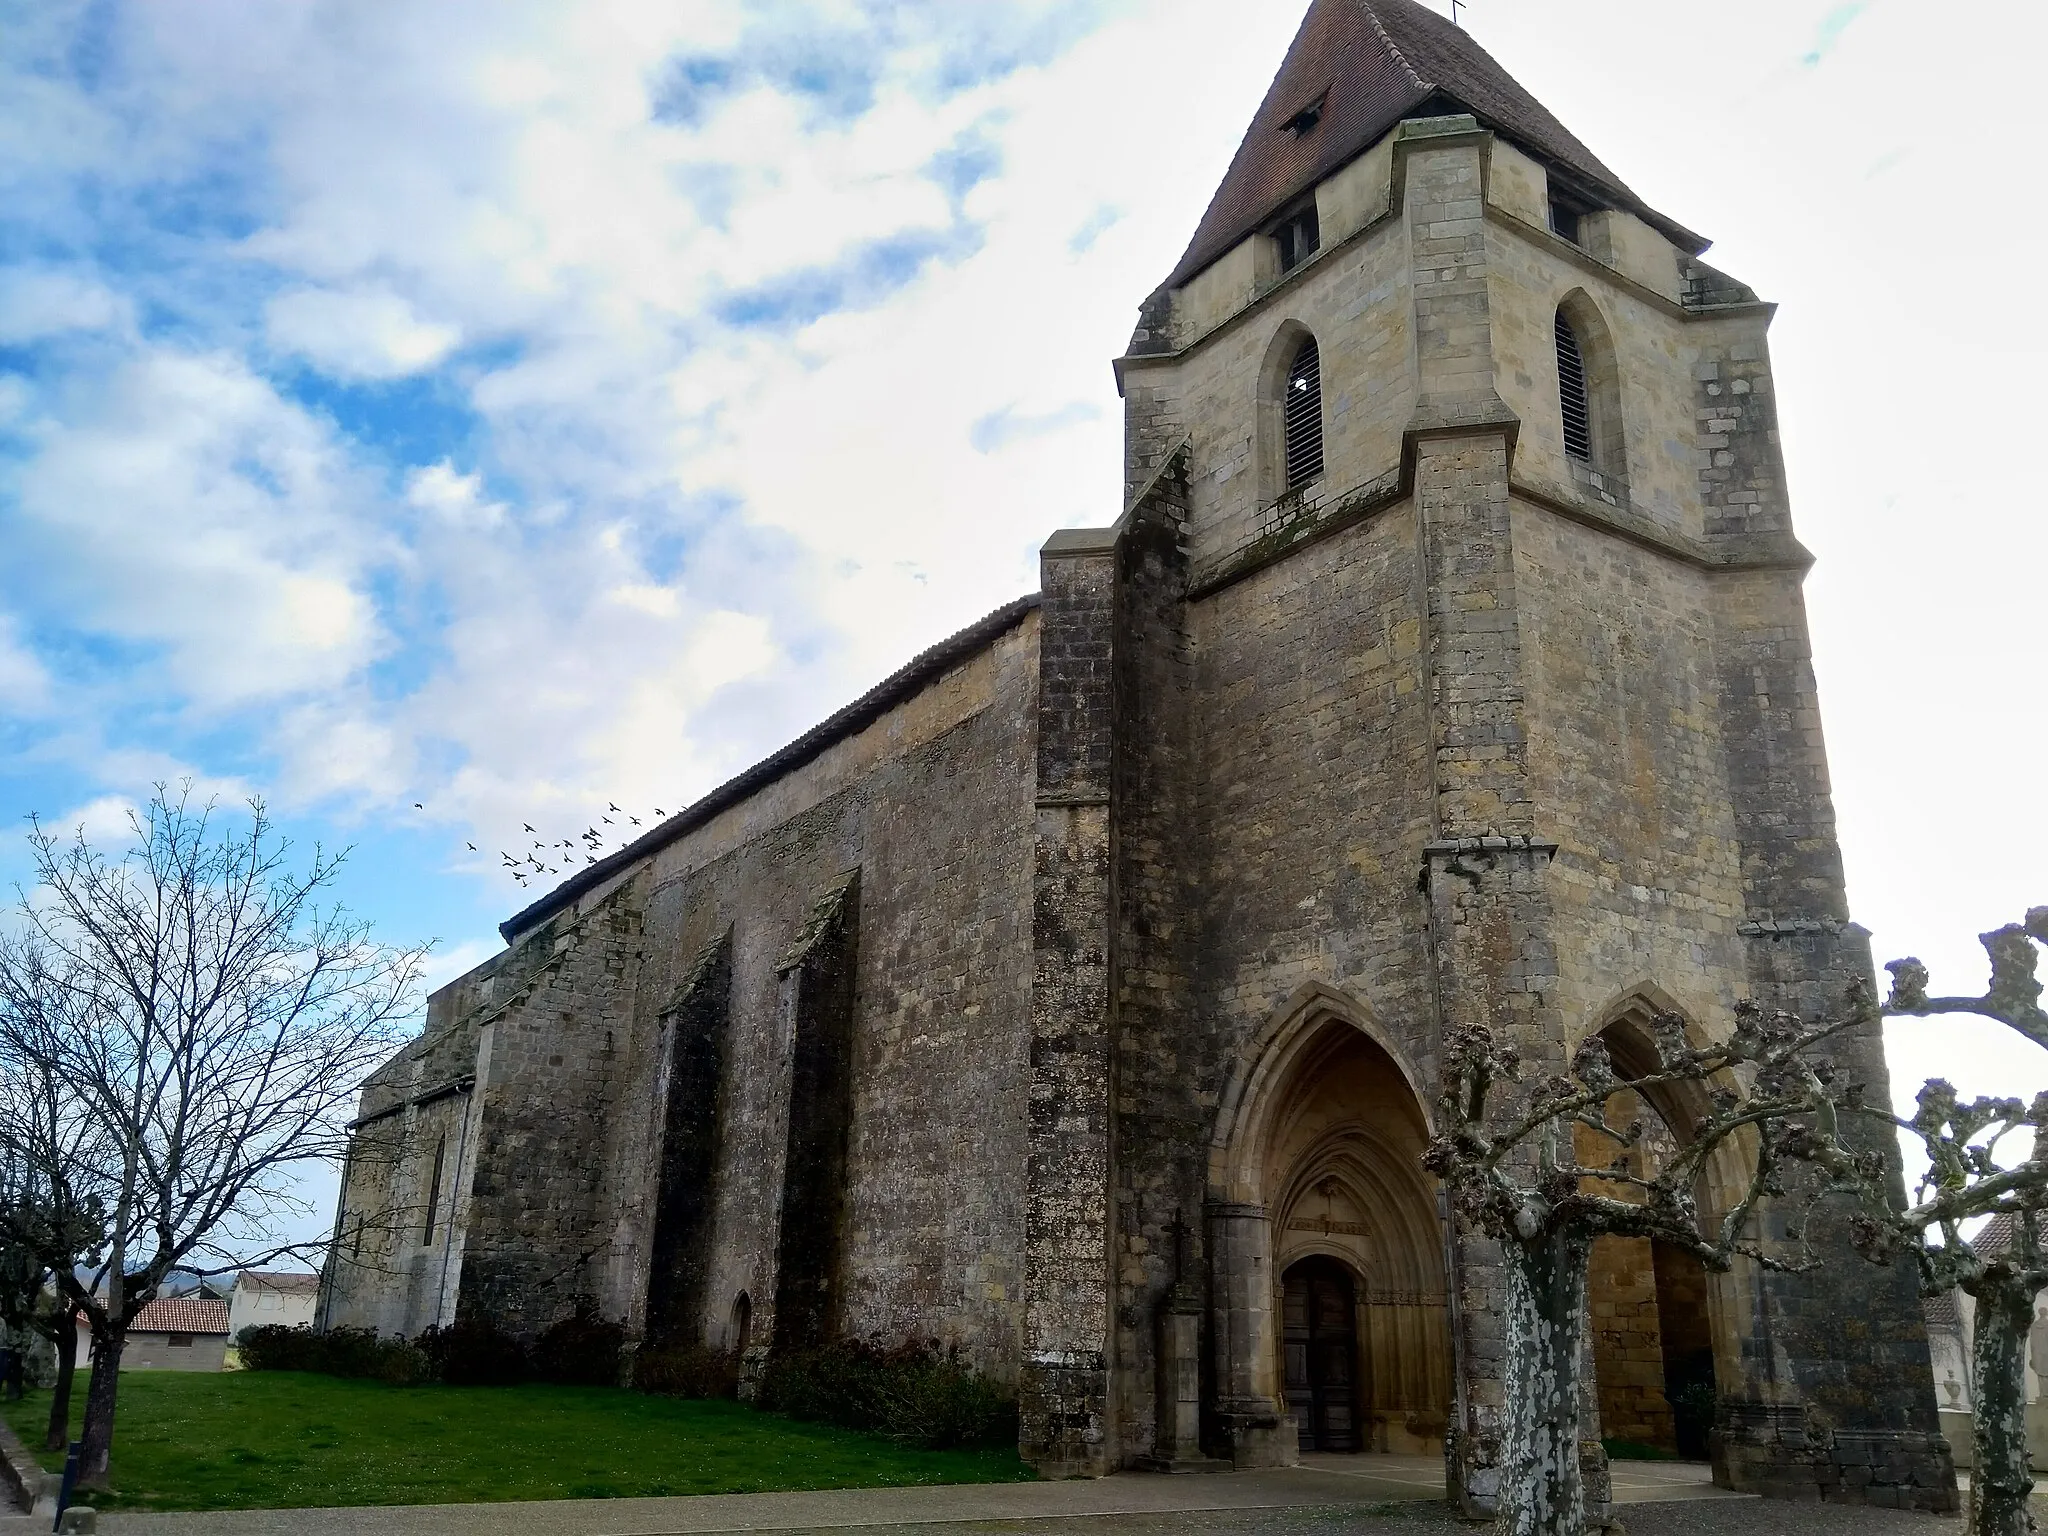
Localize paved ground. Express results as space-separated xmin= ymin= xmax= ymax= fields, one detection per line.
xmin=0 ymin=1455 xmax=1965 ymax=1536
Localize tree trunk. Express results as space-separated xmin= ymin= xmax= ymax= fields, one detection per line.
xmin=79 ymin=1324 xmax=124 ymax=1487
xmin=44 ymin=1313 xmax=77 ymax=1452
xmin=1968 ymin=1274 xmax=2036 ymax=1536
xmin=1497 ymin=1227 xmax=1597 ymax=1536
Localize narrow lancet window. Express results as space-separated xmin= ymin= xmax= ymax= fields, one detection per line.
xmin=1284 ymin=336 xmax=1324 ymax=487
xmin=1554 ymin=310 xmax=1593 ymax=462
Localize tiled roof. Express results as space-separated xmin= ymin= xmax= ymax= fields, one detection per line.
xmin=236 ymin=1271 xmax=320 ymax=1294
xmin=1974 ymin=1212 xmax=2017 ymax=1255
xmin=131 ymin=1296 xmax=230 ymax=1335
xmin=1163 ymin=0 xmax=1705 ymax=292
xmin=1924 ymin=1289 xmax=1962 ymax=1329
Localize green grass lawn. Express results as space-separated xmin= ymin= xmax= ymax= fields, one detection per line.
xmin=1 ymin=1371 xmax=1034 ymax=1512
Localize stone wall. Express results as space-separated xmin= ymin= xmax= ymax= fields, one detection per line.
xmin=332 ymin=609 xmax=1041 ymax=1383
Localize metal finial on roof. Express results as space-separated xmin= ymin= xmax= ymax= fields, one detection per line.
xmin=1450 ymin=0 xmax=1464 ymax=25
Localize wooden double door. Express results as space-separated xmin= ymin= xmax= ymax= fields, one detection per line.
xmin=1282 ymin=1256 xmax=1359 ymax=1452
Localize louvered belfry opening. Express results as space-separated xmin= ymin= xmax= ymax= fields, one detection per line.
xmin=1555 ymin=310 xmax=1593 ymax=462
xmin=1284 ymin=335 xmax=1324 ymax=487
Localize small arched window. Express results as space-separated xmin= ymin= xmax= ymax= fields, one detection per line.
xmin=730 ymin=1292 xmax=753 ymax=1356
xmin=1554 ymin=310 xmax=1592 ymax=462
xmin=1283 ymin=335 xmax=1324 ymax=487
xmin=1552 ymin=296 xmax=1628 ymax=489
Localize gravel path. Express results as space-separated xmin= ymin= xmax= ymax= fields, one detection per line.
xmin=0 ymin=1461 xmax=1973 ymax=1535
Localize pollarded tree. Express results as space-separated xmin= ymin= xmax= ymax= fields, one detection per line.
xmin=0 ymin=785 xmax=427 ymax=1484
xmin=1423 ymin=999 xmax=1871 ymax=1536
xmin=1842 ymin=909 xmax=2048 ymax=1536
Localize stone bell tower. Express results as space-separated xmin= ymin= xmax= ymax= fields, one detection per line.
xmin=1060 ymin=0 xmax=1959 ymax=1510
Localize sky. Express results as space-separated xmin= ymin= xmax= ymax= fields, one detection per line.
xmin=2 ymin=0 xmax=2044 ymax=1252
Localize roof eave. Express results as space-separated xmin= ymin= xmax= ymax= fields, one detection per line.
xmin=497 ymin=592 xmax=1042 ymax=945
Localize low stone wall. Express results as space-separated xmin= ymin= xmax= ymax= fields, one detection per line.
xmin=1816 ymin=1430 xmax=1959 ymax=1512
xmin=0 ymin=1412 xmax=58 ymax=1516
xmin=1718 ymin=1405 xmax=1958 ymax=1513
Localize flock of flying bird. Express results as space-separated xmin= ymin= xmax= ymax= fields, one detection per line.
xmin=411 ymin=800 xmax=672 ymax=888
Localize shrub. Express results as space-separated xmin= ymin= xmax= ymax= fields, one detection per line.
xmin=416 ymin=1315 xmax=528 ymax=1385
xmin=240 ymin=1302 xmax=632 ymax=1390
xmin=237 ymin=1324 xmax=432 ymax=1384
xmin=757 ymin=1338 xmax=1016 ymax=1450
xmin=532 ymin=1298 xmax=626 ymax=1386
xmin=1670 ymin=1378 xmax=1718 ymax=1461
xmin=634 ymin=1342 xmax=739 ymax=1399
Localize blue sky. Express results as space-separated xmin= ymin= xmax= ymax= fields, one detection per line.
xmin=2 ymin=0 xmax=2045 ymax=1243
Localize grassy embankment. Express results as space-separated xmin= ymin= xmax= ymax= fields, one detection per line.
xmin=1 ymin=1370 xmax=1033 ymax=1512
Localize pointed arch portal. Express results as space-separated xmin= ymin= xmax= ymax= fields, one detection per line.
xmin=1578 ymin=990 xmax=1746 ymax=1462
xmin=1209 ymin=985 xmax=1451 ymax=1457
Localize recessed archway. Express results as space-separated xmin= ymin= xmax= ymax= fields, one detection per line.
xmin=1209 ymin=985 xmax=1450 ymax=1458
xmin=1577 ymin=990 xmax=1748 ymax=1463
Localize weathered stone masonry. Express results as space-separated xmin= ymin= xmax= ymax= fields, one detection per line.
xmin=326 ymin=0 xmax=1955 ymax=1511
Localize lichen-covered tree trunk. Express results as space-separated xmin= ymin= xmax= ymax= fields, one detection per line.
xmin=1498 ymin=1227 xmax=1596 ymax=1536
xmin=1969 ymin=1276 xmax=2037 ymax=1536
xmin=43 ymin=1314 xmax=76 ymax=1452
xmin=79 ymin=1325 xmax=123 ymax=1485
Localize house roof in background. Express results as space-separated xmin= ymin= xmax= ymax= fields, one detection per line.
xmin=235 ymin=1271 xmax=320 ymax=1294
xmin=131 ymin=1297 xmax=230 ymax=1335
xmin=1163 ymin=0 xmax=1705 ymax=292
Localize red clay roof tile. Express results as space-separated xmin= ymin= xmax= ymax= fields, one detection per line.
xmin=130 ymin=1296 xmax=230 ymax=1335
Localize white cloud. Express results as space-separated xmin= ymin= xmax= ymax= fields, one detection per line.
xmin=12 ymin=348 xmax=385 ymax=706
xmin=0 ymin=615 xmax=51 ymax=712
xmin=265 ymin=287 xmax=462 ymax=379
xmin=0 ymin=267 xmax=129 ymax=344
xmin=46 ymin=794 xmax=143 ymax=847
xmin=421 ymin=937 xmax=504 ymax=996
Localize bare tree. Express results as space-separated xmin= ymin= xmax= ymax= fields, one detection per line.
xmin=0 ymin=1049 xmax=107 ymax=1450
xmin=1423 ymin=999 xmax=1869 ymax=1536
xmin=1841 ymin=909 xmax=2048 ymax=1536
xmin=0 ymin=785 xmax=427 ymax=1485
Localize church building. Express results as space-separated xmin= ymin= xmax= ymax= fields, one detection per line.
xmin=325 ymin=0 xmax=1957 ymax=1511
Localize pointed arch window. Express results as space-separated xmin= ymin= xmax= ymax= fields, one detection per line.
xmin=1552 ymin=296 xmax=1628 ymax=494
xmin=1554 ymin=310 xmax=1593 ymax=462
xmin=1283 ymin=336 xmax=1324 ymax=487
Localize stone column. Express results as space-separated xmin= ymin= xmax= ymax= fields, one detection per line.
xmin=1206 ymin=1200 xmax=1291 ymax=1466
xmin=1141 ymin=1216 xmax=1221 ymax=1472
xmin=1020 ymin=528 xmax=1119 ymax=1476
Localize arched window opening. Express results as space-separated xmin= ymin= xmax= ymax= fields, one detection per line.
xmin=730 ymin=1292 xmax=753 ymax=1356
xmin=1284 ymin=336 xmax=1324 ymax=488
xmin=1554 ymin=310 xmax=1593 ymax=462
